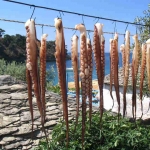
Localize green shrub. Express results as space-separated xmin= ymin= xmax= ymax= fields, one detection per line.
xmin=36 ymin=111 xmax=150 ymax=150
xmin=0 ymin=59 xmax=56 ymax=84
xmin=0 ymin=59 xmax=26 ymax=81
xmin=46 ymin=83 xmax=61 ymax=94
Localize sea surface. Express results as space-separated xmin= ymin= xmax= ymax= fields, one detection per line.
xmin=46 ymin=53 xmax=132 ymax=85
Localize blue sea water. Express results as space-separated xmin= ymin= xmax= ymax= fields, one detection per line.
xmin=46 ymin=53 xmax=132 ymax=85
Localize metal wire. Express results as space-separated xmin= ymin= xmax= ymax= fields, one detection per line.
xmin=3 ymin=0 xmax=150 ymax=27
xmin=0 ymin=18 xmax=135 ymax=36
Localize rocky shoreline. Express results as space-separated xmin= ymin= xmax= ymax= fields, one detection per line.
xmin=0 ymin=75 xmax=98 ymax=150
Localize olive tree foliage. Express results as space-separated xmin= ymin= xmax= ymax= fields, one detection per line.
xmin=0 ymin=28 xmax=5 ymax=38
xmin=133 ymin=4 xmax=150 ymax=98
xmin=134 ymin=4 xmax=150 ymax=44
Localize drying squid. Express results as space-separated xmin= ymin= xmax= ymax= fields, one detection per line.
xmin=132 ymin=34 xmax=140 ymax=120
xmin=71 ymin=35 xmax=80 ymax=130
xmin=54 ymin=18 xmax=69 ymax=146
xmin=40 ymin=34 xmax=48 ymax=122
xmin=140 ymin=43 xmax=147 ymax=118
xmin=93 ymin=23 xmax=105 ymax=125
xmin=75 ymin=23 xmax=89 ymax=149
xmin=110 ymin=33 xmax=120 ymax=119
xmin=146 ymin=39 xmax=150 ymax=91
xmin=87 ymin=38 xmax=93 ymax=127
xmin=25 ymin=19 xmax=48 ymax=143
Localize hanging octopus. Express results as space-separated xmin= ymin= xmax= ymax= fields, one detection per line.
xmin=109 ymin=39 xmax=114 ymax=105
xmin=146 ymin=39 xmax=150 ymax=91
xmin=54 ymin=18 xmax=69 ymax=146
xmin=87 ymin=38 xmax=93 ymax=127
xmin=25 ymin=19 xmax=48 ymax=143
xmin=110 ymin=33 xmax=120 ymax=120
xmin=93 ymin=23 xmax=105 ymax=125
xmin=71 ymin=35 xmax=80 ymax=130
xmin=40 ymin=34 xmax=48 ymax=122
xmin=120 ymin=31 xmax=130 ymax=117
xmin=120 ymin=44 xmax=125 ymax=78
xmin=140 ymin=43 xmax=147 ymax=118
xmin=132 ymin=34 xmax=140 ymax=120
xmin=75 ymin=23 xmax=89 ymax=149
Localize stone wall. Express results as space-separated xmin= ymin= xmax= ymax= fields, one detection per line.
xmin=0 ymin=75 xmax=98 ymax=150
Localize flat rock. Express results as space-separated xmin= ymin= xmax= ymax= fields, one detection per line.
xmin=0 ymin=115 xmax=20 ymax=127
xmin=13 ymin=124 xmax=37 ymax=135
xmin=44 ymin=120 xmax=57 ymax=127
xmin=0 ymin=93 xmax=11 ymax=100
xmin=20 ymin=107 xmax=30 ymax=111
xmin=47 ymin=106 xmax=58 ymax=111
xmin=10 ymin=93 xmax=28 ymax=100
xmin=2 ymin=98 xmax=11 ymax=104
xmin=0 ymin=75 xmax=14 ymax=85
xmin=20 ymin=139 xmax=32 ymax=146
xmin=22 ymin=144 xmax=32 ymax=150
xmin=9 ymin=84 xmax=27 ymax=92
xmin=46 ymin=102 xmax=57 ymax=106
xmin=46 ymin=109 xmax=60 ymax=115
xmin=0 ymin=127 xmax=18 ymax=136
xmin=3 ymin=142 xmax=20 ymax=150
xmin=32 ymin=139 xmax=39 ymax=146
xmin=68 ymin=107 xmax=76 ymax=111
xmin=2 ymin=136 xmax=15 ymax=142
xmin=46 ymin=115 xmax=58 ymax=120
xmin=0 ymin=85 xmax=11 ymax=91
xmin=20 ymin=111 xmax=40 ymax=122
xmin=4 ymin=107 xmax=20 ymax=115
xmin=0 ymin=103 xmax=9 ymax=109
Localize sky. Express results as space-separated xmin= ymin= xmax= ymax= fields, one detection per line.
xmin=0 ymin=0 xmax=149 ymax=52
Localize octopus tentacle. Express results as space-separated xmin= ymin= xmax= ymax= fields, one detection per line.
xmin=146 ymin=39 xmax=150 ymax=91
xmin=93 ymin=23 xmax=104 ymax=125
xmin=54 ymin=18 xmax=69 ymax=146
xmin=109 ymin=39 xmax=114 ymax=106
xmin=112 ymin=33 xmax=120 ymax=120
xmin=25 ymin=19 xmax=48 ymax=144
xmin=71 ymin=35 xmax=80 ymax=131
xmin=120 ymin=44 xmax=126 ymax=116
xmin=87 ymin=38 xmax=93 ymax=127
xmin=120 ymin=44 xmax=126 ymax=78
xmin=140 ymin=43 xmax=147 ymax=118
xmin=40 ymin=34 xmax=48 ymax=123
xmin=26 ymin=68 xmax=34 ymax=138
xmin=75 ymin=23 xmax=89 ymax=149
xmin=101 ymin=35 xmax=105 ymax=83
xmin=123 ymin=31 xmax=130 ymax=117
xmin=132 ymin=34 xmax=140 ymax=120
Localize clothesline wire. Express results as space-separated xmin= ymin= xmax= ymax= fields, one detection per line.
xmin=0 ymin=18 xmax=134 ymax=36
xmin=3 ymin=0 xmax=150 ymax=28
